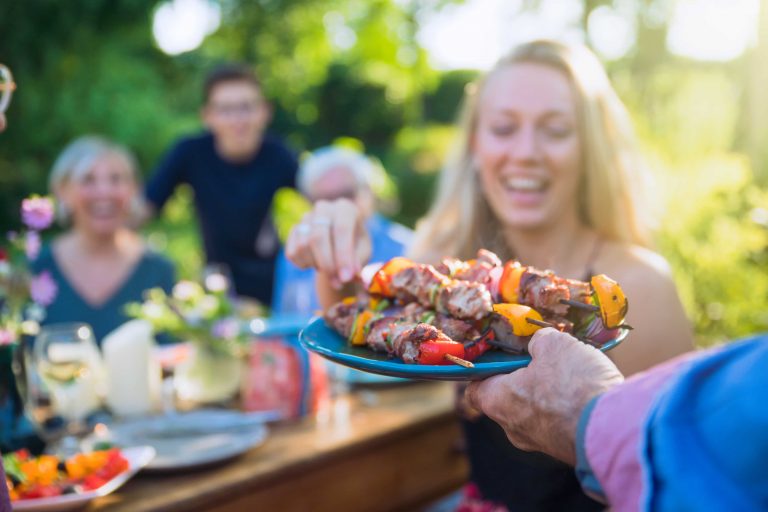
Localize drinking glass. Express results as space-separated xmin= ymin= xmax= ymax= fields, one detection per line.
xmin=0 ymin=64 xmax=15 ymax=113
xmin=24 ymin=323 xmax=105 ymax=455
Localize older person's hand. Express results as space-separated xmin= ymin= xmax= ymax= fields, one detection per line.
xmin=466 ymin=328 xmax=624 ymax=465
xmin=285 ymin=198 xmax=372 ymax=287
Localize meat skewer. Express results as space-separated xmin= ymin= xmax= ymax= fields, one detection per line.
xmin=368 ymin=258 xmax=493 ymax=320
xmin=324 ymin=301 xmax=477 ymax=366
xmin=329 ymin=252 xmax=632 ymax=364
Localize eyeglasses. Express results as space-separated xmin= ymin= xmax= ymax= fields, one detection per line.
xmin=208 ymin=101 xmax=262 ymax=117
xmin=0 ymin=64 xmax=16 ymax=114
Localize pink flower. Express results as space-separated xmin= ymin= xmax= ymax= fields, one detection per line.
xmin=25 ymin=230 xmax=41 ymax=260
xmin=30 ymin=271 xmax=58 ymax=306
xmin=21 ymin=196 xmax=55 ymax=230
xmin=0 ymin=328 xmax=16 ymax=345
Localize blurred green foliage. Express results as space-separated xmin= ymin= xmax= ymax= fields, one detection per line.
xmin=2 ymin=0 xmax=767 ymax=345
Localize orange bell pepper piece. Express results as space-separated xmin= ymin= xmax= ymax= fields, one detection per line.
xmin=591 ymin=274 xmax=628 ymax=329
xmin=368 ymin=257 xmax=416 ymax=297
xmin=499 ymin=261 xmax=526 ymax=303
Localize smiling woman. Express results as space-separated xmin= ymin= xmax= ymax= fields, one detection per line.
xmin=284 ymin=39 xmax=694 ymax=511
xmin=32 ymin=137 xmax=176 ymax=345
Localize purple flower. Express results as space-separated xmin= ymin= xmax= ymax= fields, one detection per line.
xmin=25 ymin=230 xmax=41 ymax=260
xmin=21 ymin=196 xmax=55 ymax=230
xmin=211 ymin=317 xmax=240 ymax=340
xmin=30 ymin=271 xmax=58 ymax=306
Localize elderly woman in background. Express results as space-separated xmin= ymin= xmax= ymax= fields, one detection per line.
xmin=286 ymin=40 xmax=693 ymax=510
xmin=33 ymin=136 xmax=175 ymax=345
xmin=271 ymin=146 xmax=412 ymax=316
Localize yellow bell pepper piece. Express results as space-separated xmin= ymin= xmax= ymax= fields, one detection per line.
xmin=591 ymin=274 xmax=628 ymax=329
xmin=493 ymin=303 xmax=544 ymax=337
xmin=349 ymin=310 xmax=374 ymax=346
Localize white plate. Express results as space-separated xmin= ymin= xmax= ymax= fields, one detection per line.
xmin=12 ymin=445 xmax=155 ymax=512
xmin=88 ymin=410 xmax=270 ymax=471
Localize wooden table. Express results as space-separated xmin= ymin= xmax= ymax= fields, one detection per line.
xmin=92 ymin=382 xmax=468 ymax=511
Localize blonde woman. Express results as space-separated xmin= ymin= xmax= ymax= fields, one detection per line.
xmin=286 ymin=40 xmax=693 ymax=510
xmin=33 ymin=136 xmax=175 ymax=345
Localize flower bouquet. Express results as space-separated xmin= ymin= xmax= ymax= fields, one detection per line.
xmin=126 ymin=276 xmax=263 ymax=404
xmin=1 ymin=195 xmax=57 ymax=450
xmin=0 ymin=196 xmax=58 ymax=345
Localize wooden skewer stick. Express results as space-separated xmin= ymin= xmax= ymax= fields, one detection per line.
xmin=444 ymin=354 xmax=474 ymax=368
xmin=526 ymin=317 xmax=557 ymax=329
xmin=559 ymin=299 xmax=600 ymax=312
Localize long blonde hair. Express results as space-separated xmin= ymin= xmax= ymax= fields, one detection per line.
xmin=409 ymin=40 xmax=651 ymax=263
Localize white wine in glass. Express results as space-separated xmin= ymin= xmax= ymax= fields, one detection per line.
xmin=27 ymin=323 xmax=105 ymax=454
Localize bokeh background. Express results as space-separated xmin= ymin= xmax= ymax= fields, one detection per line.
xmin=2 ymin=0 xmax=767 ymax=346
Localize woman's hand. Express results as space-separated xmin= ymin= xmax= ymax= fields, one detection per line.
xmin=285 ymin=199 xmax=372 ymax=287
xmin=466 ymin=328 xmax=624 ymax=465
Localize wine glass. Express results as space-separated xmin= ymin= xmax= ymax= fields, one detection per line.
xmin=25 ymin=323 xmax=105 ymax=455
xmin=202 ymin=262 xmax=234 ymax=295
xmin=0 ymin=64 xmax=15 ymax=114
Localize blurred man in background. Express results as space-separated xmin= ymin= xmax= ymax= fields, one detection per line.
xmin=144 ymin=64 xmax=298 ymax=304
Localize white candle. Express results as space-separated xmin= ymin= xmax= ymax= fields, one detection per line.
xmin=102 ymin=319 xmax=160 ymax=416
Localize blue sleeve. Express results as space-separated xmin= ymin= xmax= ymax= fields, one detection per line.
xmin=574 ymin=395 xmax=606 ymax=502
xmin=285 ymin=150 xmax=298 ymax=189
xmin=145 ymin=139 xmax=189 ymax=211
xmin=642 ymin=335 xmax=768 ymax=511
xmin=573 ymin=336 xmax=768 ymax=511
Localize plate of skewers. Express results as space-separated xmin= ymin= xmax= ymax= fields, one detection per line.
xmin=300 ymin=251 xmax=632 ymax=381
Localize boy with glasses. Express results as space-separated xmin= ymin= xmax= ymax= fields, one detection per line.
xmin=144 ymin=64 xmax=298 ymax=304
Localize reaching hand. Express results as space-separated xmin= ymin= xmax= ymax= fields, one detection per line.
xmin=466 ymin=328 xmax=624 ymax=465
xmin=285 ymin=198 xmax=372 ymax=287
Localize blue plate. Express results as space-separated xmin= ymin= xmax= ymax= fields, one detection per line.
xmin=299 ymin=317 xmax=628 ymax=381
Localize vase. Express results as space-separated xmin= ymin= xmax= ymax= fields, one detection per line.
xmin=174 ymin=343 xmax=244 ymax=405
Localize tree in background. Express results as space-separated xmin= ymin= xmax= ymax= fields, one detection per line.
xmin=1 ymin=0 xmax=767 ymax=343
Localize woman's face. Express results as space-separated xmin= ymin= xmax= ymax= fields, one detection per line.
xmin=60 ymin=154 xmax=137 ymax=236
xmin=472 ymin=62 xmax=582 ymax=232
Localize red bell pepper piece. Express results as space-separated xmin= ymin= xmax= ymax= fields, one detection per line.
xmin=417 ymin=340 xmax=466 ymax=365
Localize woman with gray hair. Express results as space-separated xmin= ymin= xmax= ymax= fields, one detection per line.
xmin=272 ymin=145 xmax=412 ymax=316
xmin=32 ymin=136 xmax=175 ymax=345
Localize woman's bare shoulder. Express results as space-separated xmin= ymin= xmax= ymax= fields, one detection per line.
xmin=598 ymin=241 xmax=674 ymax=285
